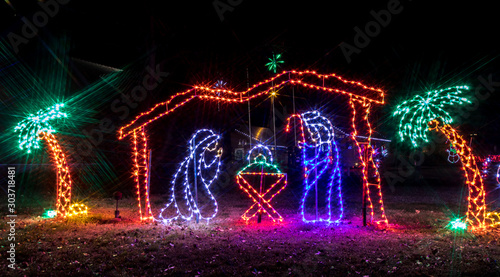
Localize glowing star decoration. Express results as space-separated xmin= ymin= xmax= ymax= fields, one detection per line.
xmin=214 ymin=80 xmax=227 ymax=89
xmin=68 ymin=203 xmax=88 ymax=217
xmin=265 ymin=53 xmax=284 ymax=73
xmin=395 ymin=87 xmax=487 ymax=230
xmin=393 ymin=86 xmax=471 ymax=147
xmin=14 ymin=104 xmax=73 ymax=218
xmin=118 ymin=70 xmax=386 ymax=222
xmin=14 ymin=103 xmax=67 ymax=153
xmin=446 ymin=143 xmax=460 ymax=164
xmin=285 ymin=111 xmax=343 ymax=223
xmin=158 ymin=129 xmax=222 ymax=224
xmin=237 ymin=145 xmax=288 ymax=223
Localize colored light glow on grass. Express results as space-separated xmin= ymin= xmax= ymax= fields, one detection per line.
xmin=158 ymin=129 xmax=222 ymax=224
xmin=285 ymin=111 xmax=343 ymax=224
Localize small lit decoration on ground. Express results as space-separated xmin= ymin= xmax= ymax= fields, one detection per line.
xmin=394 ymin=86 xmax=487 ymax=230
xmin=14 ymin=103 xmax=73 ymax=218
xmin=158 ymin=129 xmax=222 ymax=224
xmin=285 ymin=111 xmax=343 ymax=223
xmin=118 ymin=70 xmax=386 ymax=223
xmin=68 ymin=203 xmax=89 ymax=217
xmin=449 ymin=218 xmax=467 ymax=231
xmin=265 ymin=53 xmax=284 ymax=73
xmin=480 ymin=157 xmax=491 ymax=178
xmin=446 ymin=143 xmax=460 ymax=164
xmin=237 ymin=145 xmax=287 ymax=223
xmin=43 ymin=210 xmax=57 ymax=218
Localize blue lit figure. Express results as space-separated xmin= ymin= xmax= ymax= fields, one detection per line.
xmin=287 ymin=111 xmax=343 ymax=224
xmin=158 ymin=129 xmax=222 ymax=224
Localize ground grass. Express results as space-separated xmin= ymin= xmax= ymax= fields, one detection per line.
xmin=2 ymin=190 xmax=500 ymax=277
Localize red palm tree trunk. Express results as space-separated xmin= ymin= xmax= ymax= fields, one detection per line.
xmin=429 ymin=120 xmax=486 ymax=229
xmin=41 ymin=132 xmax=72 ymax=217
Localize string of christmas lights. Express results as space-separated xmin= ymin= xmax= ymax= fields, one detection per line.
xmin=237 ymin=144 xmax=287 ymax=223
xmin=158 ymin=129 xmax=222 ymax=224
xmin=132 ymin=127 xmax=153 ymax=221
xmin=477 ymin=155 xmax=500 ymax=163
xmin=485 ymin=211 xmax=500 ymax=228
xmin=118 ymin=70 xmax=384 ymax=140
xmin=14 ymin=104 xmax=73 ymax=218
xmin=68 ymin=203 xmax=89 ymax=217
xmin=350 ymin=97 xmax=388 ymax=225
xmin=285 ymin=111 xmax=343 ymax=223
xmin=118 ymin=70 xmax=385 ymax=221
xmin=446 ymin=143 xmax=460 ymax=164
xmin=497 ymin=165 xmax=500 ymax=185
xmin=393 ymin=86 xmax=470 ymax=147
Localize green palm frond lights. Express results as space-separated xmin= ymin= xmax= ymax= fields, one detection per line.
xmin=14 ymin=103 xmax=67 ymax=153
xmin=393 ymin=86 xmax=470 ymax=147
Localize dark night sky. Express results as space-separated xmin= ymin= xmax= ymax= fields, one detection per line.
xmin=1 ymin=1 xmax=500 ymax=196
xmin=2 ymin=0 xmax=500 ymax=144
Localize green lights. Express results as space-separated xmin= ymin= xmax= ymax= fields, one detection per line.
xmin=393 ymin=86 xmax=470 ymax=147
xmin=14 ymin=103 xmax=67 ymax=153
xmin=43 ymin=209 xmax=57 ymax=218
xmin=449 ymin=218 xmax=467 ymax=230
xmin=265 ymin=53 xmax=284 ymax=73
